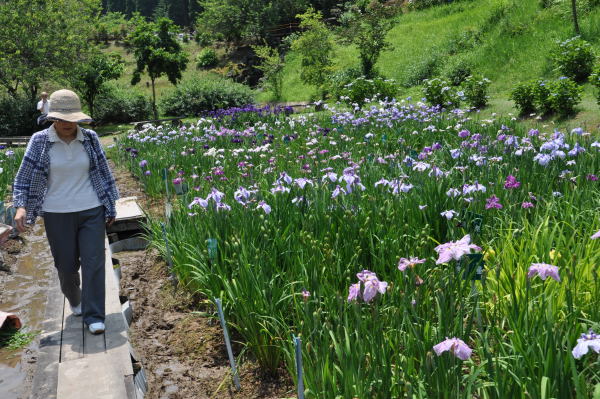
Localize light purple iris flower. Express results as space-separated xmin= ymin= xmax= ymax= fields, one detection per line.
xmin=528 ymin=263 xmax=560 ymax=282
xmin=234 ymin=186 xmax=254 ymax=204
xmin=433 ymin=337 xmax=472 ymax=360
xmin=294 ymin=178 xmax=313 ymax=189
xmin=446 ymin=188 xmax=460 ymax=197
xmin=398 ymin=257 xmax=426 ymax=272
xmin=347 ymin=283 xmax=361 ymax=302
xmin=434 ymin=235 xmax=481 ymax=264
xmin=572 ymin=330 xmax=600 ymax=359
xmin=256 ymin=201 xmax=271 ymax=214
xmin=440 ymin=210 xmax=458 ymax=220
xmin=347 ymin=270 xmax=388 ymax=303
xmin=332 ymin=185 xmax=346 ymax=198
xmin=207 ymin=188 xmax=225 ymax=203
xmin=139 ymin=160 xmax=148 ymax=168
xmin=271 ymin=184 xmax=290 ymax=194
xmin=188 ymin=197 xmax=208 ymax=209
xmin=591 ymin=230 xmax=600 ymax=239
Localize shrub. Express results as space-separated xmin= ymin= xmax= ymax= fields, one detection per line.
xmin=94 ymin=83 xmax=152 ymax=125
xmin=590 ymin=63 xmax=600 ymax=105
xmin=531 ymin=79 xmax=553 ymax=115
xmin=339 ymin=76 xmax=398 ymax=107
xmin=510 ymin=81 xmax=537 ymax=116
xmin=403 ymin=51 xmax=440 ymax=86
xmin=461 ymin=75 xmax=491 ymax=109
xmin=443 ymin=57 xmax=473 ymax=86
xmin=546 ymin=77 xmax=583 ymax=117
xmin=422 ymin=78 xmax=460 ymax=108
xmin=0 ymin=94 xmax=38 ymax=137
xmin=196 ymin=48 xmax=218 ymax=69
xmin=328 ymin=66 xmax=363 ymax=100
xmin=160 ymin=77 xmax=255 ymax=116
xmin=550 ymin=37 xmax=596 ymax=83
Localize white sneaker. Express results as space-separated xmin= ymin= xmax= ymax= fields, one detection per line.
xmin=70 ymin=303 xmax=82 ymax=316
xmin=88 ymin=322 xmax=105 ymax=335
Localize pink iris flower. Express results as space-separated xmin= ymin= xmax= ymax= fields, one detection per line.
xmin=398 ymin=257 xmax=426 ymax=272
xmin=434 ymin=235 xmax=481 ymax=264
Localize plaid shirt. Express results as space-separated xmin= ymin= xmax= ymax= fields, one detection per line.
xmin=13 ymin=127 xmax=119 ymax=224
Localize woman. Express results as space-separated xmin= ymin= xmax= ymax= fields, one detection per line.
xmin=13 ymin=89 xmax=119 ymax=335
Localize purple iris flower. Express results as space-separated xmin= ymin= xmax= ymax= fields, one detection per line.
xmin=347 ymin=283 xmax=361 ymax=302
xmin=572 ymin=330 xmax=600 ymax=359
xmin=586 ymin=174 xmax=598 ymax=181
xmin=332 ymin=185 xmax=346 ymax=198
xmin=521 ymin=201 xmax=534 ymax=209
xmin=485 ymin=195 xmax=503 ymax=209
xmin=528 ymin=263 xmax=560 ymax=282
xmin=188 ymin=197 xmax=208 ymax=209
xmin=207 ymin=188 xmax=225 ymax=203
xmin=256 ymin=201 xmax=271 ymax=214
xmin=144 ymin=170 xmax=151 ymax=176
xmin=139 ymin=160 xmax=148 ymax=168
xmin=433 ymin=337 xmax=472 ymax=360
xmin=504 ymin=175 xmax=521 ymax=189
xmin=172 ymin=177 xmax=183 ymax=185
xmin=458 ymin=129 xmax=470 ymax=138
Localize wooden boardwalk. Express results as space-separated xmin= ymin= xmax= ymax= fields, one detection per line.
xmin=31 ymin=198 xmax=146 ymax=399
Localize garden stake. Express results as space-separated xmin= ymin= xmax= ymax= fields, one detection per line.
xmin=214 ymin=298 xmax=241 ymax=390
xmin=294 ymin=335 xmax=305 ymax=399
xmin=161 ymin=168 xmax=170 ymax=197
xmin=160 ymin=222 xmax=177 ymax=286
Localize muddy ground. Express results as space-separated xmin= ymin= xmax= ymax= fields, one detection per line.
xmin=111 ymin=161 xmax=294 ymax=399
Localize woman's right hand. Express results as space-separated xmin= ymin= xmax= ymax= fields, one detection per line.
xmin=14 ymin=207 xmax=26 ymax=232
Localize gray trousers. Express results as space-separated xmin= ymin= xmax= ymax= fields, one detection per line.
xmin=44 ymin=206 xmax=106 ymax=325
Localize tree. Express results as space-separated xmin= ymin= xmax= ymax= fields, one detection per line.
xmin=252 ymin=45 xmax=285 ymax=101
xmin=571 ymin=0 xmax=580 ymax=35
xmin=127 ymin=17 xmax=188 ymax=119
xmin=0 ymin=0 xmax=101 ymax=100
xmin=71 ymin=52 xmax=125 ymax=119
xmin=291 ymin=8 xmax=335 ymax=99
xmin=339 ymin=1 xmax=396 ymax=78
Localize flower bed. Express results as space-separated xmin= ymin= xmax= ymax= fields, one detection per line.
xmin=111 ymin=101 xmax=600 ymax=398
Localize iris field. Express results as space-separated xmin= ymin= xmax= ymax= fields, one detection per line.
xmin=111 ymin=101 xmax=600 ymax=398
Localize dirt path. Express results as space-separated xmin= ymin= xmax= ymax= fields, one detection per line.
xmin=110 ymin=160 xmax=293 ymax=398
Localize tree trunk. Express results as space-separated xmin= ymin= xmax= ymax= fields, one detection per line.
xmin=571 ymin=0 xmax=580 ymax=35
xmin=151 ymin=77 xmax=158 ymax=120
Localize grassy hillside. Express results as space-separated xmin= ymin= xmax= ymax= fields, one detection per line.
xmin=265 ymin=0 xmax=600 ymax=128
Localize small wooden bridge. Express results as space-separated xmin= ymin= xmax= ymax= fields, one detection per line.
xmin=30 ymin=198 xmax=147 ymax=399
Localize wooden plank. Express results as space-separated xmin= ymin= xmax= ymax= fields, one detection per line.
xmin=57 ymin=352 xmax=128 ymax=399
xmin=30 ymin=269 xmax=64 ymax=399
xmin=115 ymin=197 xmax=144 ymax=221
xmin=59 ymin=295 xmax=84 ymax=362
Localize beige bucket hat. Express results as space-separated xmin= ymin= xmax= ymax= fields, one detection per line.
xmin=47 ymin=89 xmax=93 ymax=123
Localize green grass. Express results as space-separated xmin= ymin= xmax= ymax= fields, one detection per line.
xmin=270 ymin=0 xmax=600 ymax=129
xmin=0 ymin=328 xmax=39 ymax=351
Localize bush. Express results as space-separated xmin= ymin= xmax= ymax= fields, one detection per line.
xmin=403 ymin=51 xmax=440 ymax=86
xmin=590 ymin=63 xmax=600 ymax=105
xmin=546 ymin=77 xmax=583 ymax=117
xmin=94 ymin=83 xmax=152 ymax=125
xmin=510 ymin=78 xmax=583 ymax=116
xmin=0 ymin=94 xmax=38 ymax=137
xmin=443 ymin=57 xmax=473 ymax=86
xmin=160 ymin=77 xmax=255 ymax=116
xmin=550 ymin=37 xmax=596 ymax=83
xmin=461 ymin=75 xmax=491 ymax=109
xmin=510 ymin=81 xmax=537 ymax=116
xmin=328 ymin=66 xmax=363 ymax=100
xmin=196 ymin=48 xmax=218 ymax=69
xmin=339 ymin=76 xmax=398 ymax=107
xmin=422 ymin=78 xmax=460 ymax=108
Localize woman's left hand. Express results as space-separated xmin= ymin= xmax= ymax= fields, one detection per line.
xmin=106 ymin=217 xmax=116 ymax=227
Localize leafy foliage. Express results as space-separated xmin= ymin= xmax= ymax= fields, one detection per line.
xmin=546 ymin=77 xmax=584 ymax=116
xmin=195 ymin=48 xmax=219 ymax=69
xmin=461 ymin=75 xmax=491 ymax=109
xmin=422 ymin=78 xmax=461 ymax=108
xmin=338 ymin=1 xmax=397 ymax=78
xmin=127 ymin=16 xmax=188 ymax=118
xmin=510 ymin=80 xmax=538 ymax=116
xmin=591 ymin=63 xmax=600 ymax=105
xmin=94 ymin=82 xmax=152 ymax=124
xmin=291 ymin=8 xmax=335 ymax=99
xmin=550 ymin=36 xmax=597 ymax=83
xmin=252 ymin=45 xmax=285 ymax=101
xmin=70 ymin=53 xmax=125 ymax=119
xmin=339 ymin=76 xmax=398 ymax=107
xmin=0 ymin=94 xmax=38 ymax=137
xmin=510 ymin=78 xmax=583 ymax=116
xmin=159 ymin=77 xmax=255 ymax=116
xmin=0 ymin=0 xmax=101 ymax=99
